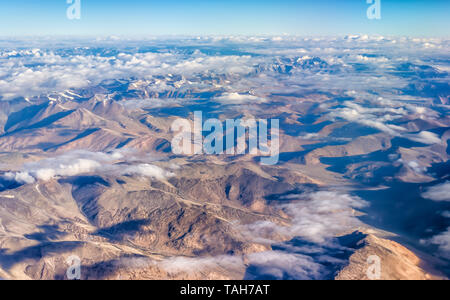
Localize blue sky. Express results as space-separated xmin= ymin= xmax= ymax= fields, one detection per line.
xmin=0 ymin=0 xmax=449 ymax=37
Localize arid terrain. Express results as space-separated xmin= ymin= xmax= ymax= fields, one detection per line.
xmin=0 ymin=36 xmax=449 ymax=280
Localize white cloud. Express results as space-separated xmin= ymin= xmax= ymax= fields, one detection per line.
xmin=299 ymin=133 xmax=321 ymax=140
xmin=122 ymin=250 xmax=326 ymax=280
xmin=1 ymin=150 xmax=174 ymax=184
xmin=120 ymin=98 xmax=187 ymax=110
xmin=395 ymin=160 xmax=427 ymax=174
xmin=355 ymin=55 xmax=389 ymax=63
xmin=158 ymin=255 xmax=244 ymax=275
xmin=114 ymin=190 xmax=368 ymax=279
xmin=37 ymin=159 xmax=102 ymax=181
xmin=422 ymin=182 xmax=450 ymax=202
xmin=404 ymin=131 xmax=442 ymax=145
xmin=0 ymin=37 xmax=448 ymax=109
xmin=327 ymin=100 xmax=443 ymax=144
xmin=244 ymin=251 xmax=325 ymax=280
xmin=327 ymin=101 xmax=407 ymax=136
xmin=241 ymin=191 xmax=368 ymax=244
xmin=0 ymin=48 xmax=261 ymax=100
xmin=3 ymin=171 xmax=35 ymax=184
xmin=123 ymin=164 xmax=174 ymax=181
xmin=442 ymin=211 xmax=450 ymax=218
xmin=214 ymin=92 xmax=266 ymax=104
xmin=427 ymin=229 xmax=450 ymax=259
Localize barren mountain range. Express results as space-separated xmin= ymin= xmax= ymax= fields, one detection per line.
xmin=0 ymin=36 xmax=449 ymax=280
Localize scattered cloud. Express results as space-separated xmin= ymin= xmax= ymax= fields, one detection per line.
xmin=328 ymin=101 xmax=408 ymax=136
xmin=244 ymin=251 xmax=325 ymax=280
xmin=123 ymin=164 xmax=174 ymax=181
xmin=119 ymin=250 xmax=327 ymax=280
xmin=404 ymin=131 xmax=442 ymax=145
xmin=424 ymin=228 xmax=450 ymax=259
xmin=214 ymin=93 xmax=266 ymax=105
xmin=422 ymin=182 xmax=450 ymax=202
xmin=0 ymin=48 xmax=260 ymax=100
xmin=158 ymin=255 xmax=244 ymax=275
xmin=0 ymin=36 xmax=447 ymax=104
xmin=114 ymin=190 xmax=368 ymax=279
xmin=240 ymin=191 xmax=368 ymax=244
xmin=442 ymin=211 xmax=450 ymax=218
xmin=1 ymin=150 xmax=174 ymax=184
xmin=328 ymin=100 xmax=442 ymax=144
